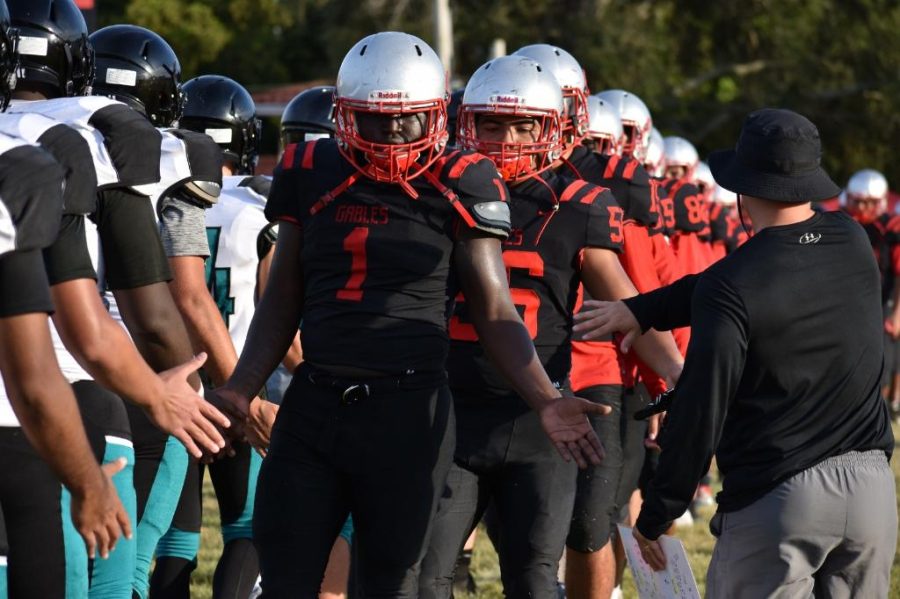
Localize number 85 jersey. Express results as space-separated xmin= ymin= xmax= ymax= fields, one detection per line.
xmin=447 ymin=172 xmax=624 ymax=399
xmin=265 ymin=140 xmax=510 ymax=374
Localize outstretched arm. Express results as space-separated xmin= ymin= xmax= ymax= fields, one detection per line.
xmin=454 ymin=231 xmax=609 ymax=467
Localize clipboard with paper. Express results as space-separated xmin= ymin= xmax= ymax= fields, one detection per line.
xmin=617 ymin=525 xmax=701 ymax=599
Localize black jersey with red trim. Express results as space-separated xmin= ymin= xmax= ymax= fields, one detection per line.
xmin=709 ymin=202 xmax=730 ymax=245
xmin=562 ymin=145 xmax=659 ymax=228
xmin=446 ymin=171 xmax=623 ymax=400
xmin=649 ymin=177 xmax=675 ymax=237
xmin=662 ymin=177 xmax=706 ymax=234
xmin=265 ymin=139 xmax=510 ymax=374
xmin=854 ymin=211 xmax=900 ymax=303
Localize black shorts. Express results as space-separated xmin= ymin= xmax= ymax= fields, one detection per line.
xmin=567 ymin=384 xmax=624 ymax=552
xmin=253 ymin=364 xmax=454 ymax=598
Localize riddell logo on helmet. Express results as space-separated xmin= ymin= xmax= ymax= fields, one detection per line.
xmin=369 ymin=90 xmax=409 ymax=100
xmin=490 ymin=95 xmax=525 ymax=104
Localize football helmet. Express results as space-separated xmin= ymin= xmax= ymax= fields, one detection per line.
xmin=334 ymin=31 xmax=448 ymax=185
xmin=595 ymin=89 xmax=652 ymax=161
xmin=694 ymin=160 xmax=715 ymax=199
xmin=7 ymin=0 xmax=93 ymax=97
xmin=0 ymin=1 xmax=15 ymax=110
xmin=90 ymin=25 xmax=183 ymax=127
xmin=846 ymin=168 xmax=889 ymax=223
xmin=663 ymin=135 xmax=699 ymax=180
xmin=713 ymin=184 xmax=737 ymax=206
xmin=179 ymin=75 xmax=261 ymax=175
xmin=585 ymin=95 xmax=622 ymax=156
xmin=512 ymin=44 xmax=589 ymax=144
xmin=281 ymin=85 xmax=335 ymax=146
xmin=458 ymin=55 xmax=564 ymax=183
xmin=643 ymin=127 xmax=665 ymax=177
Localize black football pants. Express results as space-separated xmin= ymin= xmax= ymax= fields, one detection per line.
xmin=419 ymin=395 xmax=577 ymax=599
xmin=253 ymin=363 xmax=455 ymax=598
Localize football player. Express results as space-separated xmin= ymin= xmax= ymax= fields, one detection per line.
xmin=210 ymin=33 xmax=608 ymax=597
xmin=419 ymin=55 xmax=682 ymax=599
xmin=150 ymin=74 xmax=270 ymax=599
xmin=510 ymin=47 xmax=677 ymax=599
xmin=661 ymin=136 xmax=712 ymax=275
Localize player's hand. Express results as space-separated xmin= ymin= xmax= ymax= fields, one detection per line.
xmin=634 ymin=526 xmax=667 ymax=571
xmin=246 ymin=397 xmax=279 ymax=457
xmin=150 ymin=353 xmax=230 ymax=459
xmin=70 ymin=458 xmax=132 ymax=560
xmin=573 ymin=300 xmax=641 ymax=352
xmin=538 ymin=395 xmax=611 ymax=469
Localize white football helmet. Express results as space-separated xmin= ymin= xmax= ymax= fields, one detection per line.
xmin=334 ymin=32 xmax=448 ymax=184
xmin=663 ymin=135 xmax=699 ymax=180
xmin=643 ymin=127 xmax=665 ymax=177
xmin=713 ymin=183 xmax=737 ymax=205
xmin=846 ymin=169 xmax=889 ymax=223
xmin=458 ymin=55 xmax=564 ymax=182
xmin=585 ymin=95 xmax=622 ymax=156
xmin=595 ymin=89 xmax=652 ymax=161
xmin=512 ymin=44 xmax=589 ymax=144
xmin=694 ymin=161 xmax=715 ymax=197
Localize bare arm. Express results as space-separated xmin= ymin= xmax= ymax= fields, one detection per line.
xmin=113 ymin=281 xmax=201 ymax=390
xmin=580 ymin=247 xmax=683 ymax=386
xmin=454 ymin=231 xmax=608 ymax=467
xmin=0 ymin=312 xmax=130 ymax=558
xmin=167 ymin=255 xmax=239 ymax=386
xmin=217 ymin=222 xmax=304 ymax=421
xmin=50 ymin=278 xmax=228 ymax=457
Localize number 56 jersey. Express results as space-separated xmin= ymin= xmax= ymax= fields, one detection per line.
xmin=447 ymin=173 xmax=623 ymax=400
xmin=265 ymin=140 xmax=510 ymax=374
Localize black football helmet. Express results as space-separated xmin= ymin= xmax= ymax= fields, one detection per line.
xmin=89 ymin=25 xmax=182 ymax=127
xmin=7 ymin=0 xmax=93 ymax=98
xmin=179 ymin=75 xmax=261 ymax=176
xmin=0 ymin=1 xmax=16 ymax=110
xmin=280 ymin=85 xmax=335 ymax=146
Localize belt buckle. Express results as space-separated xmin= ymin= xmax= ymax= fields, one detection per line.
xmin=341 ymin=383 xmax=370 ymax=406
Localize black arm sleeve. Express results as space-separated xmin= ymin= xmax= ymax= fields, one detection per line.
xmin=91 ymin=188 xmax=171 ymax=290
xmin=635 ymin=271 xmax=748 ymax=539
xmin=0 ymin=249 xmax=53 ymax=317
xmin=622 ymin=273 xmax=701 ymax=332
xmin=42 ymin=215 xmax=97 ymax=286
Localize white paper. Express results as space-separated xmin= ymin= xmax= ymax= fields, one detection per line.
xmin=617 ymin=525 xmax=701 ymax=599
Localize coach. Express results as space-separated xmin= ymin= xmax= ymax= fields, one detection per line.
xmin=574 ymin=108 xmax=896 ymax=597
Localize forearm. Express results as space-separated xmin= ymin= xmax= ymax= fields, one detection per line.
xmin=113 ymin=283 xmax=201 ymax=389
xmin=630 ymin=330 xmax=683 ymax=387
xmin=0 ymin=315 xmax=102 ymax=496
xmin=169 ymin=283 xmax=238 ymax=386
xmin=623 ymin=273 xmax=701 ymax=332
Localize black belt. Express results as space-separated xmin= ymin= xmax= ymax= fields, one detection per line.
xmin=302 ymin=364 xmax=446 ymax=406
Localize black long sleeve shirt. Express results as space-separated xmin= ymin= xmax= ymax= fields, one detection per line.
xmin=626 ymin=210 xmax=894 ymax=540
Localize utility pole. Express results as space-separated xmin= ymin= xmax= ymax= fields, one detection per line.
xmin=434 ymin=0 xmax=454 ymax=77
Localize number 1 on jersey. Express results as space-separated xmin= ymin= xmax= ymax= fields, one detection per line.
xmin=337 ymin=227 xmax=369 ymax=301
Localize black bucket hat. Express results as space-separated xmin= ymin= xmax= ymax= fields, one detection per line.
xmin=708 ymin=108 xmax=841 ymax=203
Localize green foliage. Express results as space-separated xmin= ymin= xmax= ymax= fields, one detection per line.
xmin=123 ymin=0 xmax=230 ymax=74
xmin=96 ymin=0 xmax=899 ymax=185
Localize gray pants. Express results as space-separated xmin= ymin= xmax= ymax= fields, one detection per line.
xmin=706 ymin=450 xmax=896 ymax=599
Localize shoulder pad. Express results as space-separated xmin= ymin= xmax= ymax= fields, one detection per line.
xmin=256 ymin=222 xmax=279 ymax=260
xmin=238 ymin=175 xmax=272 ymax=198
xmin=470 ymin=201 xmax=511 ymax=238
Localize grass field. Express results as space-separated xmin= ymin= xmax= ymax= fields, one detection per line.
xmin=189 ymin=428 xmax=900 ymax=598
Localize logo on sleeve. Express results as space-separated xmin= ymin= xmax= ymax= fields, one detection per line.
xmin=799 ymin=232 xmax=822 ymax=245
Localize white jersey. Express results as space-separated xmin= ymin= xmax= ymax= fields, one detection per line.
xmin=204 ymin=176 xmax=270 ymax=353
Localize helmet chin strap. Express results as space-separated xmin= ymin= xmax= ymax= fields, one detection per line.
xmin=737 ymin=193 xmax=753 ymax=238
